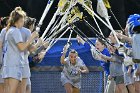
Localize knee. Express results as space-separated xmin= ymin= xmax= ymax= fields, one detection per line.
xmin=65 ymin=86 xmax=72 ymax=93
xmin=26 ymin=85 xmax=31 ymax=93
xmin=66 ymin=89 xmax=73 ymax=93
xmin=73 ymin=88 xmax=80 ymax=93
xmin=127 ymin=85 xmax=135 ymax=93
xmin=64 ymin=83 xmax=73 ymax=93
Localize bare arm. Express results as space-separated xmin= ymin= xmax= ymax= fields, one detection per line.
xmin=61 ymin=53 xmax=67 ymax=65
xmin=77 ymin=35 xmax=86 ymax=45
xmin=61 ymin=44 xmax=69 ymax=65
xmin=117 ymin=33 xmax=132 ymax=43
xmin=29 ymin=39 xmax=49 ymax=54
xmin=80 ymin=66 xmax=89 ymax=73
xmin=17 ymin=31 xmax=38 ymax=52
xmin=101 ymin=54 xmax=115 ymax=62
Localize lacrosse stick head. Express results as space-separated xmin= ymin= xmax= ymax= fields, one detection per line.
xmin=59 ymin=0 xmax=70 ymax=14
xmin=67 ymin=6 xmax=83 ymax=23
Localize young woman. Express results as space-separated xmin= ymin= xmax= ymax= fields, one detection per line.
xmin=100 ymin=42 xmax=128 ymax=93
xmin=118 ymin=20 xmax=140 ymax=93
xmin=109 ymin=33 xmax=135 ymax=93
xmin=16 ymin=16 xmax=48 ymax=93
xmin=0 ymin=31 xmax=4 ymax=93
xmin=0 ymin=7 xmax=38 ymax=93
xmin=61 ymin=45 xmax=89 ymax=93
xmin=17 ymin=17 xmax=36 ymax=93
xmin=20 ymin=16 xmax=48 ymax=93
xmin=24 ymin=17 xmax=36 ymax=93
xmin=116 ymin=14 xmax=140 ymax=93
xmin=0 ymin=16 xmax=8 ymax=93
xmin=17 ymin=19 xmax=32 ymax=93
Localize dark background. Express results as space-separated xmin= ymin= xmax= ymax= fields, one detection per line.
xmin=0 ymin=0 xmax=140 ymax=37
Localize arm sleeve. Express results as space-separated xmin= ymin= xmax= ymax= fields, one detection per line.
xmin=103 ymin=49 xmax=111 ymax=57
xmin=0 ymin=28 xmax=6 ymax=42
xmin=78 ymin=57 xmax=86 ymax=67
xmin=12 ymin=29 xmax=23 ymax=44
xmin=26 ymin=30 xmax=31 ymax=40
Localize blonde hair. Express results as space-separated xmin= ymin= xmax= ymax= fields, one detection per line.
xmin=69 ymin=49 xmax=78 ymax=57
xmin=6 ymin=7 xmax=26 ymax=31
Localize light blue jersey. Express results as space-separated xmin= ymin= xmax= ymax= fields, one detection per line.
xmin=1 ymin=27 xmax=24 ymax=81
xmin=0 ymin=28 xmax=6 ymax=65
xmin=20 ymin=27 xmax=31 ymax=79
xmin=20 ymin=27 xmax=31 ymax=64
xmin=3 ymin=27 xmax=24 ymax=67
xmin=132 ymin=34 xmax=140 ymax=59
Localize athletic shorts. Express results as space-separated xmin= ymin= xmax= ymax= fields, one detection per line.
xmin=22 ymin=64 xmax=31 ymax=78
xmin=27 ymin=78 xmax=31 ymax=86
xmin=61 ymin=73 xmax=81 ymax=89
xmin=2 ymin=66 xmax=23 ymax=81
xmin=114 ymin=75 xmax=124 ymax=85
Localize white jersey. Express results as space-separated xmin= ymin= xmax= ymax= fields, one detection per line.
xmin=62 ymin=57 xmax=85 ymax=82
xmin=132 ymin=34 xmax=140 ymax=59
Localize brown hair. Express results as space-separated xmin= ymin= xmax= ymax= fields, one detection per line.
xmin=1 ymin=17 xmax=9 ymax=27
xmin=6 ymin=7 xmax=26 ymax=31
xmin=97 ymin=38 xmax=106 ymax=46
xmin=24 ymin=17 xmax=36 ymax=29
